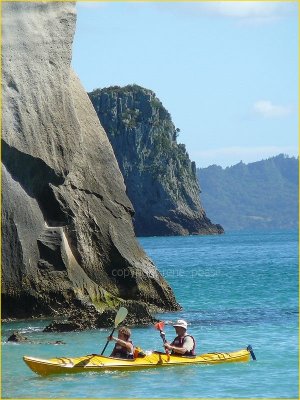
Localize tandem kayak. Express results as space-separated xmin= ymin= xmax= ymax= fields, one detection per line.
xmin=23 ymin=345 xmax=256 ymax=376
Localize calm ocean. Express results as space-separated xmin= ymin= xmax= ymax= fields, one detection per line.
xmin=2 ymin=230 xmax=298 ymax=398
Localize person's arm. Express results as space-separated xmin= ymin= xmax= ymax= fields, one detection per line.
xmin=164 ymin=336 xmax=194 ymax=355
xmin=164 ymin=343 xmax=187 ymax=355
xmin=109 ymin=336 xmax=133 ymax=352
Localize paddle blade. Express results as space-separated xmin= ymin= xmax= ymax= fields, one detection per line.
xmin=114 ymin=307 xmax=128 ymax=327
xmin=154 ymin=321 xmax=165 ymax=331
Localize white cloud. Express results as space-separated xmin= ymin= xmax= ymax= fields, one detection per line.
xmin=205 ymin=1 xmax=283 ymax=19
xmin=157 ymin=1 xmax=297 ymax=25
xmin=78 ymin=1 xmax=297 ymax=25
xmin=253 ymin=100 xmax=292 ymax=118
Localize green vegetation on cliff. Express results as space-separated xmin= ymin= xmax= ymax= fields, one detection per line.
xmin=89 ymin=85 xmax=223 ymax=236
xmin=197 ymin=154 xmax=298 ymax=231
xmin=90 ymin=85 xmax=188 ymax=172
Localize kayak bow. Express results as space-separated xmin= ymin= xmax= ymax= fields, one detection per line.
xmin=23 ymin=345 xmax=255 ymax=376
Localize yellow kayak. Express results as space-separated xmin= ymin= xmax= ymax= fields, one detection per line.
xmin=23 ymin=346 xmax=255 ymax=376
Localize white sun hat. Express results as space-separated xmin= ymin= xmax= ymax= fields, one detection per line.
xmin=173 ymin=319 xmax=188 ymax=329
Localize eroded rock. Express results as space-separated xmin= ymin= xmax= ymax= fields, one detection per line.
xmin=2 ymin=2 xmax=180 ymax=321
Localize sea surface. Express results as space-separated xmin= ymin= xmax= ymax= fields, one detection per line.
xmin=2 ymin=230 xmax=298 ymax=398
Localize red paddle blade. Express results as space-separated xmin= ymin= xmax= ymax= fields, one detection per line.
xmin=154 ymin=321 xmax=165 ymax=331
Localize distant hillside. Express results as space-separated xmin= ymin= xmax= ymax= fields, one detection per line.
xmin=89 ymin=85 xmax=223 ymax=236
xmin=197 ymin=154 xmax=298 ymax=231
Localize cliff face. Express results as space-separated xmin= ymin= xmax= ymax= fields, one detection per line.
xmin=89 ymin=85 xmax=224 ymax=236
xmin=2 ymin=3 xmax=179 ymax=319
xmin=197 ymin=155 xmax=299 ymax=231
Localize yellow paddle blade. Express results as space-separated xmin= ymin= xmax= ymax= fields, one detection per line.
xmin=114 ymin=307 xmax=128 ymax=327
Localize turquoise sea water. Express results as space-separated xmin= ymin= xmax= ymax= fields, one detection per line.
xmin=2 ymin=230 xmax=298 ymax=398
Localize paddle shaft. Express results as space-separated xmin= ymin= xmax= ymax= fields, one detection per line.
xmin=100 ymin=307 xmax=128 ymax=356
xmin=158 ymin=329 xmax=170 ymax=355
xmin=160 ymin=330 xmax=167 ymax=343
xmin=101 ymin=327 xmax=116 ymax=356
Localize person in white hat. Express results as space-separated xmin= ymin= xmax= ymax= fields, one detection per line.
xmin=164 ymin=319 xmax=196 ymax=356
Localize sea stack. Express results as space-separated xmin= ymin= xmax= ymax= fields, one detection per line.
xmin=89 ymin=85 xmax=224 ymax=236
xmin=2 ymin=2 xmax=179 ymax=320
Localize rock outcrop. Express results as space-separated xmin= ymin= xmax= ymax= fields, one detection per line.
xmin=7 ymin=331 xmax=29 ymax=343
xmin=7 ymin=331 xmax=65 ymax=345
xmin=43 ymin=302 xmax=158 ymax=332
xmin=2 ymin=2 xmax=179 ymax=320
xmin=89 ymin=85 xmax=224 ymax=236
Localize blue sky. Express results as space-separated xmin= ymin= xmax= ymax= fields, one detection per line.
xmin=72 ymin=1 xmax=298 ymax=168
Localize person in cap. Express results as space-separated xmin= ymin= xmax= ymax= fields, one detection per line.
xmin=164 ymin=319 xmax=196 ymax=356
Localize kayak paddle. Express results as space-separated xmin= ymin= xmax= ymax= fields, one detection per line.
xmin=101 ymin=307 xmax=128 ymax=355
xmin=154 ymin=321 xmax=170 ymax=359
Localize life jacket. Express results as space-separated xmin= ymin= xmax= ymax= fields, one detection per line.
xmin=133 ymin=346 xmax=146 ymax=358
xmin=171 ymin=334 xmax=196 ymax=356
xmin=111 ymin=339 xmax=134 ymax=359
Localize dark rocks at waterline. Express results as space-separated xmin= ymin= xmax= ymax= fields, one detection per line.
xmin=7 ymin=331 xmax=66 ymax=345
xmin=7 ymin=331 xmax=29 ymax=343
xmin=89 ymin=85 xmax=224 ymax=237
xmin=44 ymin=321 xmax=82 ymax=333
xmin=2 ymin=2 xmax=180 ymax=320
xmin=44 ymin=303 xmax=159 ymax=332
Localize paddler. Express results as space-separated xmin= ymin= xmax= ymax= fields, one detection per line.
xmin=107 ymin=326 xmax=134 ymax=359
xmin=164 ymin=319 xmax=196 ymax=356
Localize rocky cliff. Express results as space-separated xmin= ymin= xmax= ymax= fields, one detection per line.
xmin=2 ymin=2 xmax=179 ymax=320
xmin=89 ymin=85 xmax=224 ymax=236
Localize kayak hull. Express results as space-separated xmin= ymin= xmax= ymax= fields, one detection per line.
xmin=23 ymin=348 xmax=252 ymax=376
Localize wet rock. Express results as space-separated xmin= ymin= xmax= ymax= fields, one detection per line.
xmin=118 ymin=301 xmax=159 ymax=326
xmin=53 ymin=340 xmax=66 ymax=345
xmin=43 ymin=302 xmax=158 ymax=332
xmin=44 ymin=321 xmax=82 ymax=333
xmin=7 ymin=330 xmax=66 ymax=344
xmin=7 ymin=331 xmax=29 ymax=343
